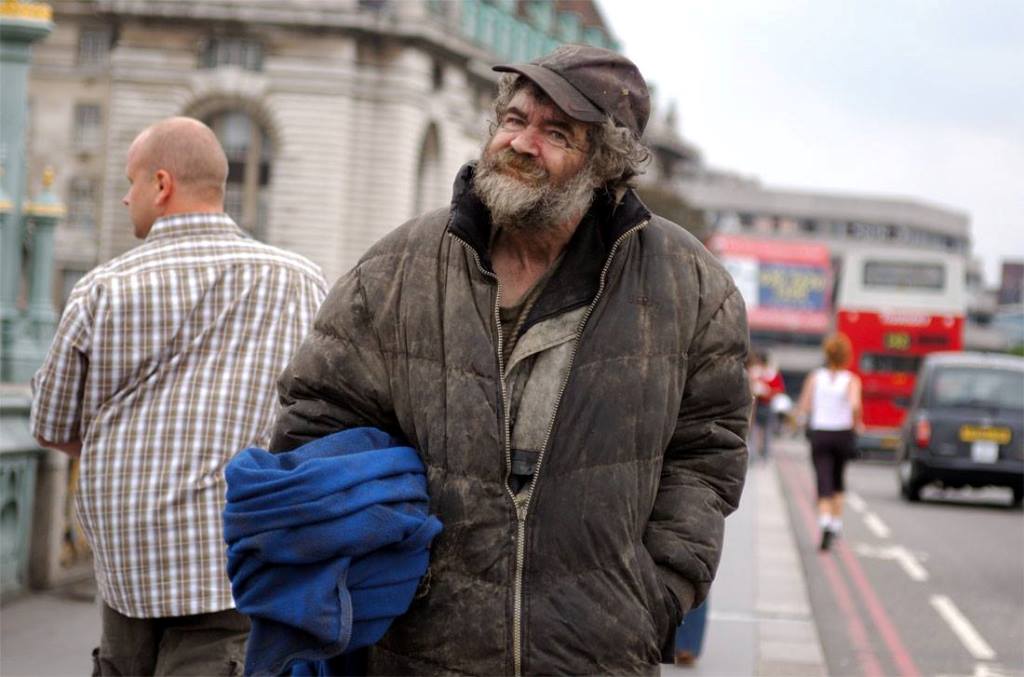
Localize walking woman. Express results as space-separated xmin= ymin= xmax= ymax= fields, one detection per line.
xmin=796 ymin=333 xmax=863 ymax=551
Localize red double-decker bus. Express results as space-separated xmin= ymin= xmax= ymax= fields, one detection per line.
xmin=834 ymin=248 xmax=966 ymax=452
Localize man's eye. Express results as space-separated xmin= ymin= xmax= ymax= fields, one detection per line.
xmin=546 ymin=130 xmax=570 ymax=147
xmin=501 ymin=115 xmax=525 ymax=129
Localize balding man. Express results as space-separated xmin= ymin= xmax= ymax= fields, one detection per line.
xmin=31 ymin=117 xmax=327 ymax=675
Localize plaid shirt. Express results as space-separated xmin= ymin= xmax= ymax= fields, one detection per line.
xmin=31 ymin=213 xmax=327 ymax=618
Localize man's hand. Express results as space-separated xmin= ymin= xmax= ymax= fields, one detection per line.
xmin=36 ymin=437 xmax=82 ymax=457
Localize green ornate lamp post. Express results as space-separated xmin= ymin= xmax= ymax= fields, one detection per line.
xmin=0 ymin=1 xmax=62 ymax=382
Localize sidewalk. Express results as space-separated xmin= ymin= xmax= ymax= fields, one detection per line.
xmin=1 ymin=579 xmax=98 ymax=676
xmin=0 ymin=440 xmax=824 ymax=676
xmin=666 ymin=439 xmax=827 ymax=676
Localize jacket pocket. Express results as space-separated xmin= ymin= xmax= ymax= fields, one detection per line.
xmin=633 ymin=544 xmax=674 ymax=655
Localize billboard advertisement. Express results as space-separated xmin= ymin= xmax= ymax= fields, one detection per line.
xmin=707 ymin=234 xmax=832 ymax=333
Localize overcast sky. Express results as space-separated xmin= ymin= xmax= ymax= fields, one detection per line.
xmin=599 ymin=0 xmax=1023 ymax=287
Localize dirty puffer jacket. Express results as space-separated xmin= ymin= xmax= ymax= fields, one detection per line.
xmin=270 ymin=164 xmax=750 ymax=675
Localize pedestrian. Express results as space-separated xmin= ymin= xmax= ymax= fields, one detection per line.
xmin=30 ymin=117 xmax=327 ymax=675
xmin=269 ymin=45 xmax=751 ymax=674
xmin=795 ymin=332 xmax=863 ymax=551
xmin=749 ymin=350 xmax=785 ymax=461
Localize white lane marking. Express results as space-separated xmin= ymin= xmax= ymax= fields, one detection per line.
xmin=972 ymin=663 xmax=1023 ymax=677
xmin=846 ymin=492 xmax=867 ymax=513
xmin=938 ymin=663 xmax=1020 ymax=677
xmin=863 ymin=512 xmax=891 ymax=538
xmin=853 ymin=543 xmax=929 ymax=581
xmin=891 ymin=545 xmax=929 ymax=581
xmin=930 ymin=595 xmax=997 ymax=661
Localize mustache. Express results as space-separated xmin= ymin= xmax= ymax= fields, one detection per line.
xmin=483 ymin=148 xmax=548 ymax=182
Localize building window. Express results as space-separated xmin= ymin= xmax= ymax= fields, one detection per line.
xmin=414 ymin=123 xmax=444 ymax=215
xmin=431 ymin=60 xmax=444 ymax=91
xmin=525 ymin=0 xmax=552 ymax=31
xmin=66 ymin=177 xmax=98 ymax=230
xmin=204 ymin=110 xmax=273 ymax=239
xmin=199 ymin=37 xmax=263 ymax=71
xmin=78 ymin=27 xmax=111 ymax=67
xmin=557 ymin=12 xmax=581 ymax=42
xmin=73 ymin=104 xmax=102 ymax=149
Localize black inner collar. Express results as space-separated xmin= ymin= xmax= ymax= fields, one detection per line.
xmin=446 ymin=162 xmax=651 ymax=340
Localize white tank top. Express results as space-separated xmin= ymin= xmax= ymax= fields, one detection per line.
xmin=810 ymin=368 xmax=854 ymax=431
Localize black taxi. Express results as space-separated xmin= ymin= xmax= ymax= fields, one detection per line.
xmin=897 ymin=351 xmax=1024 ymax=505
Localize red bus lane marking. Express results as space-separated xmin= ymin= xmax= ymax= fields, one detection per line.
xmin=776 ymin=456 xmax=884 ymax=677
xmin=836 ymin=543 xmax=922 ymax=676
xmin=782 ymin=454 xmax=922 ymax=677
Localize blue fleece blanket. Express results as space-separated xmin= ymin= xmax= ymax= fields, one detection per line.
xmin=224 ymin=428 xmax=443 ymax=676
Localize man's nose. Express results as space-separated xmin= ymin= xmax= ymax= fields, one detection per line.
xmin=508 ymin=126 xmax=542 ymax=156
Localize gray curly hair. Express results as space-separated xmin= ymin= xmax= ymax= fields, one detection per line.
xmin=490 ymin=74 xmax=650 ymax=192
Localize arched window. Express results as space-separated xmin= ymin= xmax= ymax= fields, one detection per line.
xmin=414 ymin=123 xmax=444 ymax=216
xmin=204 ymin=110 xmax=273 ymax=239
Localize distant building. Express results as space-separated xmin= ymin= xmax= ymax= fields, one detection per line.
xmin=641 ymin=113 xmax=972 ymax=262
xmin=678 ymin=176 xmax=969 ymax=261
xmin=998 ymin=261 xmax=1024 ymax=307
xmin=993 ymin=262 xmax=1024 ymax=349
xmin=27 ymin=0 xmax=617 ymax=302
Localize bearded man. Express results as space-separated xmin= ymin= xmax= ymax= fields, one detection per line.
xmin=270 ymin=45 xmax=750 ymax=675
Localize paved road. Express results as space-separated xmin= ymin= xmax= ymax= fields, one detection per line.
xmin=776 ymin=440 xmax=1024 ymax=677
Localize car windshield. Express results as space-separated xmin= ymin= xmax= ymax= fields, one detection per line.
xmin=929 ymin=367 xmax=1024 ymax=410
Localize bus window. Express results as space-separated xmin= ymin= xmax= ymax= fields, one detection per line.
xmin=863 ymin=261 xmax=945 ymax=290
xmin=860 ymin=353 xmax=922 ymax=374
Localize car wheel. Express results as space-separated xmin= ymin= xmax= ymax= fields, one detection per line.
xmin=1012 ymin=484 xmax=1023 ymax=508
xmin=899 ymin=458 xmax=923 ymax=502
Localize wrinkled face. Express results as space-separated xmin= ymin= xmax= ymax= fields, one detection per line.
xmin=488 ymin=87 xmax=590 ymax=183
xmin=121 ymin=139 xmax=160 ymax=239
xmin=474 ymin=87 xmax=597 ymax=233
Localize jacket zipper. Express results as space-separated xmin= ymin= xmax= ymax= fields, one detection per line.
xmin=452 ymin=221 xmax=649 ymax=675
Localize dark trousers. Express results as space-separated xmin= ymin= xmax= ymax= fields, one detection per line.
xmin=92 ymin=603 xmax=250 ymax=676
xmin=810 ymin=429 xmax=855 ymax=498
xmin=674 ymin=599 xmax=709 ymax=657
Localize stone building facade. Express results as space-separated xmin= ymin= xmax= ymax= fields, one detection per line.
xmin=27 ymin=0 xmax=618 ymax=297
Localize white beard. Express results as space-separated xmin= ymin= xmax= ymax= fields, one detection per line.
xmin=474 ymin=148 xmax=596 ymax=233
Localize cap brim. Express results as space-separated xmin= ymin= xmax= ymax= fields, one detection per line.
xmin=493 ymin=63 xmax=606 ymax=123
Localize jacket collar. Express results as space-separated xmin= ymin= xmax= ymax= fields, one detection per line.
xmin=446 ymin=162 xmax=651 ymax=273
xmin=446 ymin=162 xmax=651 ymax=339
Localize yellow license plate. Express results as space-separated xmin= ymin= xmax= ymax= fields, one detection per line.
xmin=959 ymin=425 xmax=1012 ymax=445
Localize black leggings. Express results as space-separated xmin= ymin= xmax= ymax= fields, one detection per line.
xmin=810 ymin=429 xmax=855 ymax=499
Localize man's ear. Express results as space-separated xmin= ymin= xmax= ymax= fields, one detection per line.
xmin=154 ymin=169 xmax=173 ymax=207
